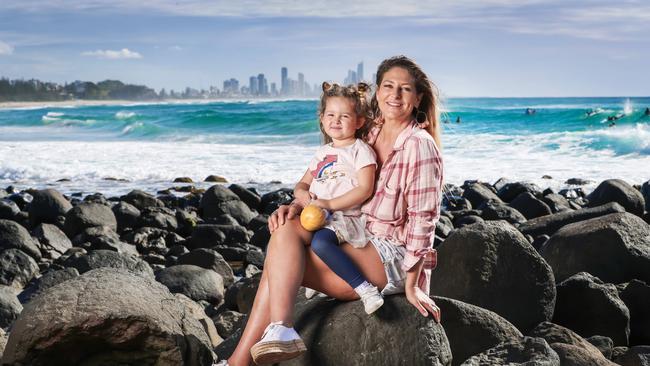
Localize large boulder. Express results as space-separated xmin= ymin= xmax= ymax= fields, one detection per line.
xmin=187 ymin=224 xmax=227 ymax=249
xmin=216 ymin=294 xmax=452 ymax=366
xmin=540 ymin=212 xmax=650 ymax=284
xmin=27 ymin=189 xmax=72 ymax=226
xmin=18 ymin=268 xmax=79 ymax=304
xmin=0 ymin=249 xmax=39 ymax=289
xmin=619 ymin=280 xmax=650 ymax=346
xmin=553 ymin=272 xmax=630 ymax=346
xmin=462 ymin=183 xmax=502 ymax=208
xmin=460 ymin=336 xmax=560 ymax=366
xmin=111 ymin=201 xmax=141 ymax=232
xmin=64 ymin=202 xmax=117 ymax=238
xmin=431 ymin=221 xmax=556 ymax=332
xmin=120 ymin=189 xmax=164 ymax=210
xmin=176 ymin=248 xmax=234 ymax=287
xmin=0 ymin=219 xmax=42 ymax=260
xmin=31 ymin=223 xmax=72 ymax=260
xmin=0 ymin=200 xmax=20 ymax=220
xmin=64 ymin=249 xmax=154 ymax=278
xmin=0 ymin=268 xmax=214 ymax=366
xmin=528 ymin=322 xmax=614 ymax=365
xmin=479 ymin=201 xmax=527 ymax=225
xmin=517 ymin=202 xmax=625 ymax=237
xmin=587 ymin=179 xmax=645 ymax=217
xmin=200 ymin=185 xmax=256 ymax=225
xmin=497 ymin=182 xmax=542 ymax=203
xmin=434 ymin=296 xmax=523 ymax=365
xmin=550 ymin=343 xmax=616 ymax=366
xmin=613 ymin=345 xmax=650 ymax=366
xmin=0 ymin=286 xmax=22 ymax=328
xmin=155 ymin=264 xmax=225 ymax=305
xmin=509 ymin=192 xmax=552 ymax=219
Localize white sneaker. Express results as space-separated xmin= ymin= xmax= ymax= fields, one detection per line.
xmin=304 ymin=287 xmax=318 ymax=299
xmin=250 ymin=321 xmax=306 ymax=365
xmin=356 ymin=283 xmax=384 ymax=314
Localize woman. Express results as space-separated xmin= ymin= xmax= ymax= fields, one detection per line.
xmin=223 ymin=55 xmax=444 ymax=366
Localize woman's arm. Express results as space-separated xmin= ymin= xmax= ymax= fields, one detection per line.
xmin=312 ymin=165 xmax=376 ymax=211
xmin=405 ymin=258 xmax=441 ymax=322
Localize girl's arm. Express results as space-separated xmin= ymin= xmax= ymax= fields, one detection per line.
xmin=313 ymin=165 xmax=375 ymax=211
xmin=293 ymin=168 xmax=314 ymax=207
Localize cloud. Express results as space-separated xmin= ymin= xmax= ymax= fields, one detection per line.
xmin=81 ymin=48 xmax=143 ymax=59
xmin=0 ymin=40 xmax=14 ymax=55
xmin=168 ymin=45 xmax=182 ymax=51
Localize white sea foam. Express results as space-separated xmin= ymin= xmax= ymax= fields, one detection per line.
xmin=115 ymin=111 xmax=136 ymax=119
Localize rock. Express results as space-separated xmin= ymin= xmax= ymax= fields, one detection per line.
xmin=228 ymin=184 xmax=261 ymax=211
xmin=7 ymin=192 xmax=32 ymax=211
xmin=200 ymin=185 xmax=256 ymax=225
xmin=542 ymin=193 xmax=572 ymax=213
xmin=532 ymin=234 xmax=550 ymax=252
xmin=453 ymin=214 xmax=484 ymax=228
xmin=63 ymin=202 xmax=117 ymax=238
xmin=510 ymin=192 xmax=552 ymax=219
xmin=587 ymin=179 xmax=645 ymax=217
xmin=187 ymin=224 xmax=226 ymax=249
xmin=540 ymin=212 xmax=650 ymax=284
xmin=586 ymin=335 xmax=614 ymax=359
xmin=443 ymin=195 xmax=472 ymax=211
xmin=566 ymin=178 xmax=592 ymax=185
xmin=249 ymin=225 xmax=271 ymax=250
xmin=173 ymin=177 xmax=193 ymax=183
xmin=518 ymin=202 xmax=625 ymax=238
xmin=246 ymin=215 xmax=268 ymax=232
xmin=1 ymin=268 xmax=214 ymax=365
xmin=31 ymin=223 xmax=72 ymax=260
xmin=549 ymin=343 xmax=616 ymax=366
xmin=479 ymin=200 xmax=527 ymax=225
xmin=243 ymin=264 xmax=261 ymax=278
xmin=613 ymin=345 xmax=650 ymax=366
xmin=209 ymin=224 xmax=251 ymax=245
xmin=137 ymin=207 xmax=178 ymax=231
xmin=433 ymin=296 xmax=522 ymax=365
xmin=65 ymin=249 xmax=154 ymax=279
xmin=223 ymin=274 xmax=261 ymax=314
xmin=259 ymin=188 xmax=293 ymax=215
xmin=213 ymin=310 xmax=246 ymax=339
xmin=0 ymin=200 xmax=20 ymax=220
xmin=18 ymin=267 xmax=79 ymax=304
xmin=111 ymin=201 xmax=140 ymax=232
xmin=0 ymin=286 xmax=22 ymax=328
xmin=497 ymin=182 xmax=542 ymax=202
xmin=176 ymin=248 xmax=235 ymax=287
xmin=528 ymin=322 xmax=606 ymax=358
xmin=204 ymin=175 xmax=227 ymax=183
xmin=155 ymin=264 xmax=225 ymax=305
xmin=460 ymin=336 xmax=560 ymax=366
xmin=174 ymin=293 xmax=223 ymax=348
xmin=123 ymin=226 xmax=170 ymax=255
xmin=462 ymin=182 xmax=502 ymax=208
xmin=619 ymin=280 xmax=650 ymax=345
xmin=0 ymin=249 xmax=39 ymax=289
xmin=27 ymin=189 xmax=72 ymax=226
xmin=0 ymin=219 xmax=42 ymax=260
xmin=431 ymin=221 xmax=555 ymax=332
xmin=641 ymin=180 xmax=650 ymax=213
xmin=244 ymin=249 xmax=265 ymax=269
xmin=553 ymin=272 xmax=630 ymax=346
xmin=120 ymin=189 xmax=164 ymax=210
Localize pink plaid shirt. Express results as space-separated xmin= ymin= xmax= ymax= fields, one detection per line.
xmin=362 ymin=121 xmax=443 ymax=294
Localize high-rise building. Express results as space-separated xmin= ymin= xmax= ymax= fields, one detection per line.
xmin=344 ymin=70 xmax=357 ymax=85
xmin=270 ymin=82 xmax=277 ymax=95
xmin=249 ymin=76 xmax=258 ymax=95
xmin=223 ymin=78 xmax=239 ymax=95
xmin=257 ymin=74 xmax=268 ymax=95
xmin=357 ymin=62 xmax=364 ymax=82
xmin=281 ymin=67 xmax=288 ymax=95
xmin=298 ymin=73 xmax=305 ymax=96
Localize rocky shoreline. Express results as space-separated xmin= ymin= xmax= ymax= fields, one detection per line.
xmin=0 ymin=177 xmax=648 ymax=365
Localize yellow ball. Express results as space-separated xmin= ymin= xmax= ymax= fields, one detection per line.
xmin=300 ymin=205 xmax=328 ymax=231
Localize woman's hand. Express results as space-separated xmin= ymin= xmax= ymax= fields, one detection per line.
xmin=268 ymin=202 xmax=303 ymax=233
xmin=405 ymin=286 xmax=441 ymax=323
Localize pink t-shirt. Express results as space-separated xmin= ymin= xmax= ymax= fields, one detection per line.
xmin=308 ymin=138 xmax=377 ymax=216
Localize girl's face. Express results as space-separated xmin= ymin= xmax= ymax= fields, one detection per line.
xmin=376 ymin=66 xmax=422 ymax=123
xmin=321 ymin=96 xmax=362 ymax=144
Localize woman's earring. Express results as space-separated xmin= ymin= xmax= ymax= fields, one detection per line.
xmin=414 ymin=107 xmax=428 ymax=124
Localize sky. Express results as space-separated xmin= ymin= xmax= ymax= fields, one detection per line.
xmin=0 ymin=0 xmax=649 ymax=97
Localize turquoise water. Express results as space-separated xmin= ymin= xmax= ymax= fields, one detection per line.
xmin=0 ymin=97 xmax=648 ymax=196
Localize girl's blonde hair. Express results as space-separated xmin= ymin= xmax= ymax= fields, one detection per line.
xmin=318 ymin=82 xmax=373 ymax=144
xmin=370 ymin=55 xmax=442 ymax=148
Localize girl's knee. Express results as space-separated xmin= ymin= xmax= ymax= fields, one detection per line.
xmin=310 ymin=229 xmax=338 ymax=256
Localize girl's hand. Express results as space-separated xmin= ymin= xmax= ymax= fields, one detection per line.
xmin=405 ymin=286 xmax=441 ymax=323
xmin=312 ymin=199 xmax=331 ymax=210
xmin=268 ymin=202 xmax=303 ymax=233
xmin=294 ymin=190 xmax=316 ymax=207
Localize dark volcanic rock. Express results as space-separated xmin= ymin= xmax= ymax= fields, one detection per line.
xmin=613 ymin=345 xmax=650 ymax=366
xmin=111 ymin=201 xmax=141 ymax=232
xmin=28 ymin=189 xmax=72 ymax=226
xmin=431 ymin=220 xmax=556 ymax=333
xmin=259 ymin=188 xmax=293 ymax=215
xmin=199 ymin=185 xmax=256 ymax=225
xmin=518 ymin=202 xmax=625 ymax=238
xmin=0 ymin=249 xmax=39 ymax=289
xmin=434 ymin=296 xmax=523 ymax=366
xmin=497 ymin=182 xmax=542 ymax=203
xmin=542 ymin=193 xmax=572 ymax=213
xmin=0 ymin=286 xmax=22 ymax=328
xmin=18 ymin=267 xmax=79 ymax=304
xmin=0 ymin=200 xmax=20 ymax=220
xmin=120 ymin=189 xmax=165 ymax=210
xmin=176 ymin=248 xmax=234 ymax=287
xmin=549 ymin=343 xmax=615 ymax=366
xmin=528 ymin=322 xmax=607 ymax=359
xmin=187 ymin=224 xmax=226 ymax=249
xmin=540 ymin=212 xmax=650 ymax=284
xmin=510 ymin=192 xmax=552 ymax=219
xmin=642 ymin=180 xmax=650 ymax=213
xmin=553 ymin=272 xmax=630 ymax=346
xmin=587 ymin=179 xmax=645 ymax=217
xmin=31 ymin=223 xmax=72 ymax=260
xmin=460 ymin=336 xmax=560 ymax=366
xmin=63 ymin=202 xmax=117 ymax=238
xmin=586 ymin=335 xmax=614 ymax=359
xmin=479 ymin=200 xmax=527 ymax=225
xmin=454 ymin=214 xmax=484 ymax=228
xmin=0 ymin=219 xmax=42 ymax=260
xmin=212 ymin=310 xmax=246 ymax=339
xmin=619 ymin=280 xmax=650 ymax=346
xmin=137 ymin=207 xmax=178 ymax=231
xmin=462 ymin=182 xmax=502 ymax=208
xmin=155 ymin=264 xmax=225 ymax=305
xmin=228 ymin=184 xmax=261 ymax=211
xmin=217 ymin=295 xmax=452 ymax=366
xmin=1 ymin=268 xmax=214 ymax=366
xmin=65 ymin=249 xmax=153 ymax=278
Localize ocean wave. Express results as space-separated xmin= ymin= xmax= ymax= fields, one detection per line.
xmin=115 ymin=111 xmax=136 ymax=119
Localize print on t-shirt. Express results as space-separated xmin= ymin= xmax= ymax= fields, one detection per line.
xmin=311 ymin=154 xmax=346 ymax=182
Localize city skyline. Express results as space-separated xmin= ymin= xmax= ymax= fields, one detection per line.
xmin=0 ymin=1 xmax=649 ymax=97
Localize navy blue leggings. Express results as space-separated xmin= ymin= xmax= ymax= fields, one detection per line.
xmin=310 ymin=228 xmax=365 ymax=289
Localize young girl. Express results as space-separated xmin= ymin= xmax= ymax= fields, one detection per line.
xmin=293 ymin=82 xmax=384 ymax=314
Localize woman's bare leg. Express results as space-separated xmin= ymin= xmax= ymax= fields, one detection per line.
xmin=227 ymin=218 xmax=311 ymax=366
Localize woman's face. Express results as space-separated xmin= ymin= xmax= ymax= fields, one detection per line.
xmin=376 ymin=67 xmax=422 ymax=123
